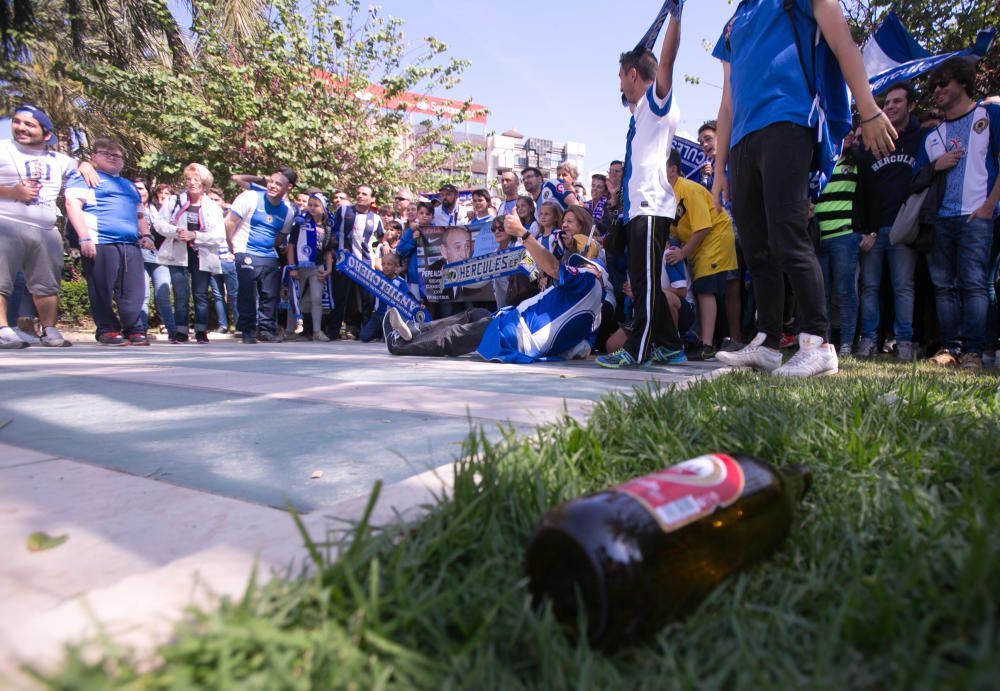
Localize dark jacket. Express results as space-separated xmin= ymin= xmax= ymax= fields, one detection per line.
xmin=856 ymin=114 xmax=924 ymax=230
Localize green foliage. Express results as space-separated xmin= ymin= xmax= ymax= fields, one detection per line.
xmin=2 ymin=0 xmax=478 ymax=200
xmin=55 ymin=279 xmax=89 ymax=325
xmin=36 ymin=363 xmax=1000 ymax=689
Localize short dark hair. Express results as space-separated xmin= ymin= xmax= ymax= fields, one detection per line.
xmin=697 ymin=120 xmax=717 ymax=136
xmin=591 ymin=173 xmax=607 ymax=183
xmin=91 ymin=137 xmax=123 ymax=155
xmin=209 ymin=186 xmax=225 ymax=197
xmin=667 ymin=149 xmax=681 ymax=171
xmin=356 ymin=184 xmax=373 ymax=195
xmin=416 ymin=201 xmax=434 ymax=215
xmin=521 ymin=166 xmax=543 ymax=178
xmin=472 ymin=188 xmax=490 ymax=202
xmin=619 ymin=47 xmax=657 ymax=82
xmin=884 ymin=81 xmax=917 ymax=105
xmin=609 ymin=160 xmax=623 ymax=169
xmin=277 ymin=166 xmax=298 ymax=187
xmin=928 ymin=56 xmax=977 ymax=99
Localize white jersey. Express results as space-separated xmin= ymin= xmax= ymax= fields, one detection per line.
xmin=433 ymin=205 xmax=461 ymax=226
xmin=623 ymin=81 xmax=680 ymax=224
xmin=0 ymin=140 xmax=77 ymax=229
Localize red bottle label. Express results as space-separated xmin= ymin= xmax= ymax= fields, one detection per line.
xmin=616 ymin=453 xmax=746 ymax=532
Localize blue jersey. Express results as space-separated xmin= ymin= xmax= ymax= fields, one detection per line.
xmin=64 ymin=171 xmax=141 ymax=244
xmin=916 ymin=103 xmax=1000 ymax=218
xmin=229 ymin=189 xmax=295 ymax=256
xmin=712 ymin=0 xmax=817 ymax=148
xmin=476 ymin=263 xmax=602 ymax=363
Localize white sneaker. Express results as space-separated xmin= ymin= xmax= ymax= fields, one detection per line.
xmin=386 ymin=308 xmax=412 ymax=342
xmin=714 ymin=332 xmax=783 ymax=372
xmin=313 ymin=331 xmax=330 ymax=342
xmin=40 ymin=326 xmax=72 ymax=347
xmin=773 ymin=333 xmax=839 ymax=378
xmin=11 ymin=326 xmax=40 ymax=345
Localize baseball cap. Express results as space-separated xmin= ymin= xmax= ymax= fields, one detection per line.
xmin=567 ymin=253 xmax=607 ymax=277
xmin=439 ymin=183 xmax=458 ymax=192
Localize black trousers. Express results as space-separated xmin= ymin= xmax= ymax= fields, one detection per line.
xmin=235 ymin=253 xmax=281 ymax=337
xmin=729 ymin=122 xmax=828 ymax=348
xmin=624 ymin=214 xmax=681 ymax=360
xmin=387 ymin=308 xmax=491 ymax=357
xmin=328 ymin=271 xmax=374 ymax=336
xmin=82 ymin=243 xmax=145 ymax=337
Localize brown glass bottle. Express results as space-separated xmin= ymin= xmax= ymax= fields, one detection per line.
xmin=525 ymin=453 xmax=810 ymax=649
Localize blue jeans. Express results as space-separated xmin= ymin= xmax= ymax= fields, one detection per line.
xmin=819 ymin=233 xmax=859 ymax=347
xmin=211 ymin=260 xmax=238 ymax=329
xmin=142 ymin=262 xmax=175 ymax=334
xmin=927 ymin=215 xmax=993 ymax=354
xmin=858 ymin=226 xmax=918 ymax=342
xmin=169 ymin=266 xmax=212 ymax=334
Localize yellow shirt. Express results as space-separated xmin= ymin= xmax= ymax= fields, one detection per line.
xmin=670 ymin=177 xmax=737 ymax=280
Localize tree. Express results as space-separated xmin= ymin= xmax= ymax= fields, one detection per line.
xmin=2 ymin=0 xmax=479 ymax=201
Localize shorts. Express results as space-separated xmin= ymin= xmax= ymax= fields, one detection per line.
xmin=692 ymin=270 xmax=738 ymax=297
xmin=0 ymin=219 xmax=63 ymax=297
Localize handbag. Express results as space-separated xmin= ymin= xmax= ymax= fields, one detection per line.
xmin=889 ymin=187 xmax=929 ymax=246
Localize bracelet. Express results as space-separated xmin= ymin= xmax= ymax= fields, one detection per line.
xmin=521 ymin=231 xmax=531 ymax=241
xmin=79 ymin=238 xmax=93 ymax=243
xmin=860 ymin=110 xmax=884 ymax=125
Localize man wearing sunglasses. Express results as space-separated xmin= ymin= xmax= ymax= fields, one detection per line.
xmin=915 ymin=57 xmax=1000 ymax=371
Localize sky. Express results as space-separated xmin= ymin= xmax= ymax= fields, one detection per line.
xmin=366 ymin=0 xmax=738 ymax=176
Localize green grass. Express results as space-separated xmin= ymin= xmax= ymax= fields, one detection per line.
xmin=36 ymin=362 xmax=1000 ymax=690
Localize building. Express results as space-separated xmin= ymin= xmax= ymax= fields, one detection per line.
xmin=487 ymin=129 xmax=586 ymax=182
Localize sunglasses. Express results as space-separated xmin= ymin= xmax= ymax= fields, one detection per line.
xmin=931 ymin=78 xmax=952 ymax=90
xmin=95 ymin=150 xmax=124 ymax=161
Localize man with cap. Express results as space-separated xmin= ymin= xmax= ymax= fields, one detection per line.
xmin=0 ymin=105 xmax=98 ymax=348
xmin=433 ymin=183 xmax=462 ymax=226
xmin=383 ymin=213 xmax=605 ymax=363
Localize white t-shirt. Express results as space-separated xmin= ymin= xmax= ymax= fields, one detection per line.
xmin=433 ymin=205 xmax=461 ymax=227
xmin=0 ymin=140 xmax=77 ymax=228
xmin=623 ymin=81 xmax=680 ymax=224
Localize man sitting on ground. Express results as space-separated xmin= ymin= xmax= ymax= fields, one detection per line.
xmin=383 ymin=214 xmax=605 ymax=363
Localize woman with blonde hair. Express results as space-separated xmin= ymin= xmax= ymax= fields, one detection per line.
xmin=153 ymin=163 xmax=225 ymax=343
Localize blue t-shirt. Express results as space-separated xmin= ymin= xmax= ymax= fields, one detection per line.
xmin=534 ymin=181 xmax=573 ymax=221
xmin=476 ymin=263 xmax=602 ymax=363
xmin=229 ymin=189 xmax=295 ymax=257
xmin=712 ymin=0 xmax=816 ymax=148
xmin=64 ymin=171 xmax=141 ymax=244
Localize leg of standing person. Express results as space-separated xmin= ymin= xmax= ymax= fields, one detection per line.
xmin=147 ymin=263 xmax=175 ymax=336
xmin=927 ymin=217 xmax=961 ymax=358
xmin=211 ymin=272 xmax=228 ymax=332
xmin=256 ymin=257 xmax=281 ymax=339
xmin=191 ymin=268 xmax=212 ymax=339
xmin=857 ymin=227 xmax=888 ymax=356
xmin=118 ymin=244 xmax=147 ymax=338
xmin=955 ymin=217 xmax=993 ymax=359
xmin=623 ymin=215 xmax=681 ymax=362
xmin=235 ymin=254 xmax=260 ymax=339
xmin=304 ymin=269 xmax=324 ymax=339
xmin=82 ymin=244 xmax=124 ymax=340
xmin=223 ymin=260 xmax=239 ymax=329
xmin=169 ymin=265 xmax=191 ymax=340
xmin=827 ymin=233 xmax=860 ymax=352
xmin=888 ymin=237 xmax=917 ymax=360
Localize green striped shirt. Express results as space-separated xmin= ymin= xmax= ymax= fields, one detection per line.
xmin=815 ymin=161 xmax=857 ymax=241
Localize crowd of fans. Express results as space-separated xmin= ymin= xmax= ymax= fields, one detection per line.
xmin=0 ymin=56 xmax=997 ymax=370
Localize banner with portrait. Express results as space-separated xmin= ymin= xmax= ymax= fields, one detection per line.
xmin=417 ymin=225 xmax=497 ymax=303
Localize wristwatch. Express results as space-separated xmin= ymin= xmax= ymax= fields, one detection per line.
xmin=521 ymin=230 xmax=531 ymax=241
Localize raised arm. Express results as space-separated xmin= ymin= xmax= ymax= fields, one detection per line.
xmin=812 ymin=0 xmax=896 ymax=157
xmin=655 ymin=13 xmax=681 ymax=101
xmin=712 ymin=60 xmax=733 ymax=212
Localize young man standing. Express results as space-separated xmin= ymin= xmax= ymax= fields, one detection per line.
xmin=711 ymin=0 xmax=896 ymax=377
xmin=328 ymin=183 xmax=384 ymax=339
xmin=225 ymin=167 xmax=297 ymax=343
xmin=916 ymin=57 xmax=1000 ymax=370
xmin=0 ymin=105 xmax=97 ymax=348
xmin=497 ymin=171 xmax=520 ymax=217
xmin=596 ymin=9 xmax=686 ymax=368
xmin=855 ymin=81 xmax=924 ymax=361
xmin=64 ymin=138 xmax=154 ymax=345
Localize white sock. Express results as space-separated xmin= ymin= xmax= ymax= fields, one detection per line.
xmin=44 ymin=326 xmax=61 ymax=339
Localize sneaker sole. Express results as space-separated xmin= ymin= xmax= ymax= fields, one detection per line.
xmin=0 ymin=340 xmax=30 ymax=349
xmin=596 ymin=358 xmax=651 ymax=370
xmin=388 ymin=309 xmax=411 ymax=341
xmin=40 ymin=340 xmax=72 ymax=347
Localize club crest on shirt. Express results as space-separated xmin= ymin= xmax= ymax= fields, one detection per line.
xmin=265 ymin=215 xmax=273 ymax=223
xmin=973 ymin=117 xmax=988 ymax=134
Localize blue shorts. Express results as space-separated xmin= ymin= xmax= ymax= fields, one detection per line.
xmin=692 ymin=270 xmax=737 ymax=296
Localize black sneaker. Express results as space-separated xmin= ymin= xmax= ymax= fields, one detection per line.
xmin=195 ymin=331 xmax=210 ymax=344
xmin=257 ymin=332 xmax=281 ymax=343
xmin=98 ymin=331 xmax=129 ymax=346
xmin=241 ymin=333 xmax=258 ymax=344
xmin=719 ymin=337 xmax=745 ymax=353
xmin=127 ymin=333 xmax=150 ymax=346
xmin=690 ymin=344 xmax=717 ymax=361
xmin=170 ymin=332 xmax=189 ymax=344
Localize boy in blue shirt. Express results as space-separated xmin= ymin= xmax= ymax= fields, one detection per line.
xmin=64 ymin=138 xmax=154 ymax=345
xmin=358 ymin=251 xmax=410 ymax=342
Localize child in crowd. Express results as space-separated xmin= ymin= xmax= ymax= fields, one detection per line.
xmin=397 ymin=201 xmax=433 ymax=299
xmin=536 ymin=201 xmax=564 ymax=261
xmin=286 ymin=191 xmax=335 ymax=341
xmin=359 ymin=251 xmax=409 ymax=342
xmin=515 ymin=195 xmax=539 ymax=236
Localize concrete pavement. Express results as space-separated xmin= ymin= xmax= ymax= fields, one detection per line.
xmin=0 ymin=338 xmax=725 ymax=685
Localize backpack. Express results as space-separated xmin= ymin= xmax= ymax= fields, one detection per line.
xmin=785 ymin=0 xmax=853 ymax=197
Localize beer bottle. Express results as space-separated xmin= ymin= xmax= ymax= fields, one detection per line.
xmin=525 ymin=453 xmax=810 ymax=649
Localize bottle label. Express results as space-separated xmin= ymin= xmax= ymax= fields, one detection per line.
xmin=616 ymin=453 xmax=746 ymax=533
